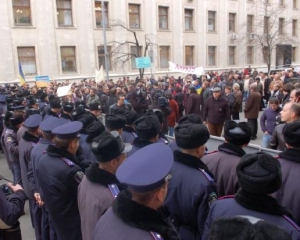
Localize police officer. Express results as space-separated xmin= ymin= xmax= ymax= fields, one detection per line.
xmin=81 ymin=121 xmax=105 ymax=163
xmin=0 ymin=182 xmax=27 ymax=240
xmin=121 ymin=110 xmax=139 ymax=144
xmin=28 ymin=116 xmax=69 ymax=240
xmin=37 ymin=121 xmax=85 ymax=240
xmin=93 ymin=143 xmax=180 ymax=240
xmin=77 ymin=114 xmax=94 ymax=147
xmin=25 ymin=98 xmax=40 ymax=119
xmin=4 ymin=114 xmax=24 ymax=185
xmin=18 ymin=114 xmax=43 ymax=240
xmin=38 ymin=92 xmax=48 ymax=118
xmin=105 ymin=114 xmax=126 ymax=134
xmin=202 ymin=152 xmax=300 ymax=240
xmin=273 ymin=121 xmax=300 ymax=225
xmin=168 ymin=114 xmax=203 ymax=152
xmin=164 ymin=123 xmax=217 ymax=240
xmin=44 ymin=98 xmax=61 ymax=119
xmin=78 ymin=131 xmax=131 ymax=240
xmin=60 ymin=101 xmax=74 ymax=121
xmin=152 ymin=109 xmax=170 ymax=145
xmin=88 ymin=102 xmax=102 ymax=122
xmin=127 ymin=112 xmax=161 ymax=157
xmin=202 ymin=120 xmax=251 ymax=197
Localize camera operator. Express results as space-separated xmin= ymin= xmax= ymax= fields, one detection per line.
xmin=0 ymin=182 xmax=26 ymax=240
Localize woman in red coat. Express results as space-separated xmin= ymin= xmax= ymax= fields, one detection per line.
xmin=166 ymin=93 xmax=179 ymax=136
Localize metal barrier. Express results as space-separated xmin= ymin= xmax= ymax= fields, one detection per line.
xmin=166 ymin=135 xmax=281 ymax=157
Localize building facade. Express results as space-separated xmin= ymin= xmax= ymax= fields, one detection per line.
xmin=0 ymin=0 xmax=299 ymax=83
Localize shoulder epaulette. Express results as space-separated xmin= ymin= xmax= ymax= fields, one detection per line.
xmin=205 ymin=150 xmax=219 ymax=155
xmin=218 ymin=195 xmax=234 ymax=200
xmin=282 ymin=215 xmax=300 ymax=231
xmin=108 ymin=184 xmax=120 ymax=199
xmin=150 ymin=231 xmax=164 ymax=240
xmin=199 ymin=169 xmax=214 ymax=182
xmin=61 ymin=157 xmax=75 ymax=166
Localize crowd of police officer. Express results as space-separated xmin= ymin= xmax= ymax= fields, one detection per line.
xmin=0 ymin=80 xmax=300 ymax=240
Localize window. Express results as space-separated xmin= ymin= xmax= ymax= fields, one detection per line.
xmin=98 ymin=46 xmax=111 ymax=70
xmin=279 ymin=0 xmax=285 ymax=6
xmin=159 ymin=46 xmax=170 ymax=68
xmin=263 ymin=46 xmax=270 ymax=63
xmin=247 ymin=15 xmax=253 ymax=33
xmin=12 ymin=0 xmax=31 ymax=25
xmin=279 ymin=18 xmax=284 ymax=35
xmin=247 ymin=46 xmax=254 ymax=64
xmin=208 ymin=46 xmax=216 ymax=66
xmin=264 ymin=16 xmax=269 ymax=34
xmin=17 ymin=47 xmax=36 ymax=75
xmin=229 ymin=13 xmax=236 ymax=32
xmin=184 ymin=9 xmax=193 ymax=31
xmin=57 ymin=0 xmax=73 ymax=26
xmin=129 ymin=4 xmax=140 ymax=28
xmin=158 ymin=7 xmax=168 ymax=30
xmin=185 ymin=46 xmax=194 ymax=65
xmin=293 ymin=0 xmax=297 ymax=8
xmin=292 ymin=47 xmax=296 ymax=62
xmin=228 ymin=46 xmax=236 ymax=65
xmin=130 ymin=46 xmax=142 ymax=69
xmin=208 ymin=11 xmax=216 ymax=32
xmin=95 ymin=1 xmax=108 ymax=28
xmin=60 ymin=47 xmax=76 ymax=72
xmin=292 ymin=20 xmax=297 ymax=36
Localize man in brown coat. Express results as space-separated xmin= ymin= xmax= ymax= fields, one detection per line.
xmin=244 ymin=83 xmax=261 ymax=140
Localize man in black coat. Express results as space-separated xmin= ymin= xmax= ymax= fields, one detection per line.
xmin=37 ymin=121 xmax=85 ymax=240
xmin=164 ymin=123 xmax=217 ymax=240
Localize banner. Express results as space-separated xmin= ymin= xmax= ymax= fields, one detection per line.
xmin=57 ymin=84 xmax=72 ymax=97
xmin=95 ymin=65 xmax=105 ymax=83
xmin=35 ymin=75 xmax=50 ymax=88
xmin=18 ymin=63 xmax=26 ymax=86
xmin=168 ymin=61 xmax=205 ymax=75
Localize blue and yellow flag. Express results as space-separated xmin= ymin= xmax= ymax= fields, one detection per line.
xmin=18 ymin=63 xmax=26 ymax=86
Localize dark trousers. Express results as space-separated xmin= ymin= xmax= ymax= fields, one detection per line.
xmin=207 ymin=122 xmax=224 ymax=137
xmin=248 ymin=118 xmax=258 ymax=138
xmin=29 ymin=199 xmax=43 ymax=240
xmin=42 ymin=207 xmax=58 ymax=240
xmin=232 ymin=112 xmax=240 ymax=120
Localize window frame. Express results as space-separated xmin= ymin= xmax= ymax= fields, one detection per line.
xmin=129 ymin=4 xmax=141 ymax=29
xmin=264 ymin=16 xmax=269 ymax=34
xmin=208 ymin=46 xmax=216 ymax=66
xmin=12 ymin=0 xmax=32 ymax=26
xmin=292 ymin=19 xmax=297 ymax=36
xmin=247 ymin=46 xmax=254 ymax=64
xmin=293 ymin=0 xmax=297 ymax=8
xmin=60 ymin=46 xmax=77 ymax=73
xmin=98 ymin=45 xmax=112 ymax=70
xmin=159 ymin=46 xmax=170 ymax=69
xmin=184 ymin=9 xmax=194 ymax=31
xmin=292 ymin=47 xmax=296 ymax=62
xmin=158 ymin=6 xmax=169 ymax=30
xmin=130 ymin=46 xmax=142 ymax=70
xmin=95 ymin=1 xmax=109 ymax=28
xmin=229 ymin=13 xmax=236 ymax=32
xmin=228 ymin=46 xmax=236 ymax=65
xmin=17 ymin=46 xmax=37 ymax=75
xmin=56 ymin=0 xmax=73 ymax=27
xmin=278 ymin=18 xmax=284 ymax=35
xmin=185 ymin=46 xmax=194 ymax=66
xmin=247 ymin=15 xmax=254 ymax=33
xmin=208 ymin=11 xmax=216 ymax=32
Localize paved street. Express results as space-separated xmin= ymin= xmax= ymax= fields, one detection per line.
xmin=0 ymin=110 xmax=265 ymax=240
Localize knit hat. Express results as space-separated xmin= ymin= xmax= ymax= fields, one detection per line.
xmin=283 ymin=121 xmax=300 ymax=148
xmin=236 ymin=152 xmax=282 ymax=195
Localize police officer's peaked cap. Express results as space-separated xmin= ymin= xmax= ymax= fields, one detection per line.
xmin=9 ymin=114 xmax=24 ymax=126
xmin=52 ymin=121 xmax=83 ymax=139
xmin=224 ymin=121 xmax=251 ymax=145
xmin=105 ymin=114 xmax=126 ymax=130
xmin=134 ymin=113 xmax=160 ymax=140
xmin=175 ymin=123 xmax=209 ymax=149
xmin=5 ymin=95 xmax=13 ymax=104
xmin=91 ymin=131 xmax=132 ymax=162
xmin=116 ymin=143 xmax=173 ymax=193
xmin=12 ymin=105 xmax=26 ymax=111
xmin=13 ymin=98 xmax=22 ymax=106
xmin=39 ymin=116 xmax=69 ymax=133
xmin=178 ymin=114 xmax=203 ymax=125
xmin=283 ymin=121 xmax=300 ymax=148
xmin=89 ymin=102 xmax=102 ymax=111
xmin=29 ymin=98 xmax=39 ymax=106
xmin=86 ymin=121 xmax=105 ymax=143
xmin=236 ymin=152 xmax=281 ymax=195
xmin=24 ymin=114 xmax=43 ymax=128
